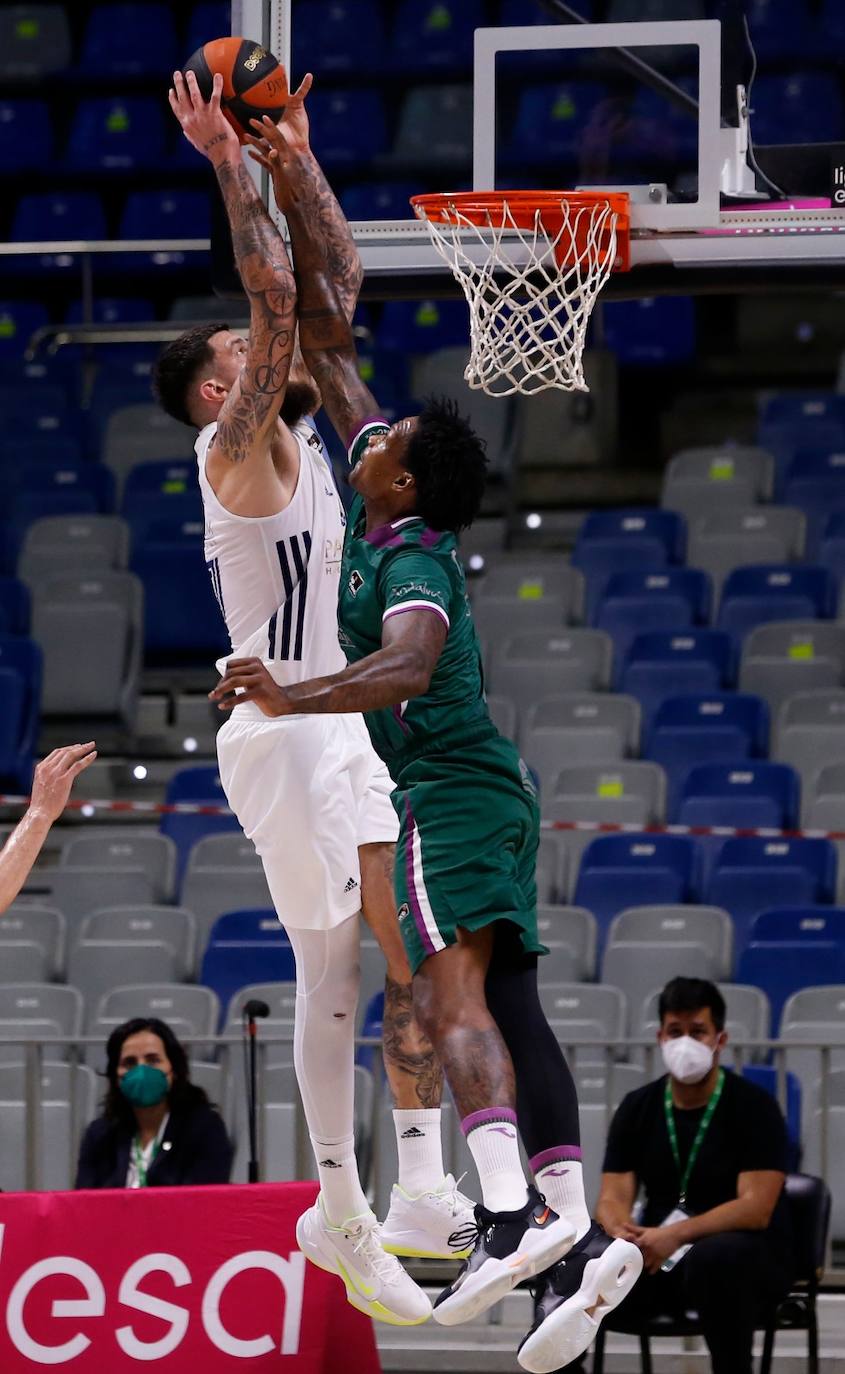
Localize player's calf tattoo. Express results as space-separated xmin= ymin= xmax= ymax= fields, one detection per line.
xmin=383 ymin=975 xmax=443 ymax=1109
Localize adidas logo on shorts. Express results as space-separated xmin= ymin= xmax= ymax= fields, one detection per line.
xmin=400 ymin=1126 xmax=425 ymax=1139
xmin=343 ymin=876 xmax=358 ymax=894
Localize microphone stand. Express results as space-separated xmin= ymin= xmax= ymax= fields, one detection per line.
xmin=242 ymin=998 xmax=270 ymax=1184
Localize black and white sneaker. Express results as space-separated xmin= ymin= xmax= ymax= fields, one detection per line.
xmin=517 ymin=1222 xmax=643 ymax=1373
xmin=433 ymin=1186 xmax=575 ymax=1327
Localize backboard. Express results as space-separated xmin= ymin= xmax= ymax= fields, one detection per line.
xmin=234 ymin=0 xmax=845 ymax=296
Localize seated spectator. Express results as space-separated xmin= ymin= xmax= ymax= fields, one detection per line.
xmin=76 ymin=1017 xmax=233 ymax=1188
xmin=596 ymin=977 xmax=794 ymax=1374
xmin=0 ymin=743 xmax=97 ymax=912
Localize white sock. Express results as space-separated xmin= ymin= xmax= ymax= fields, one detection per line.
xmin=463 ymin=1108 xmax=530 ymax=1213
xmin=532 ymin=1153 xmax=591 ymax=1241
xmin=393 ymin=1108 xmax=445 ymax=1195
xmin=312 ymin=1134 xmax=370 ymax=1226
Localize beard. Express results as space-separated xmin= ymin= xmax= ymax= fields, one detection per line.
xmin=280 ymin=377 xmax=321 ymax=426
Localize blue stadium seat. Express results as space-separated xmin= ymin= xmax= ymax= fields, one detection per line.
xmin=717 ymin=565 xmax=835 ymax=642
xmin=0 ymin=668 xmax=26 ymax=784
xmin=390 ymin=0 xmax=482 ymax=73
xmin=0 ymin=99 xmax=52 ymax=170
xmin=751 ymin=907 xmax=845 ymax=948
xmin=199 ymin=910 xmax=295 ymax=1025
xmin=376 ymin=299 xmax=469 ymax=354
xmin=759 ymin=415 xmax=845 ymax=496
xmin=0 ymin=380 xmax=67 ymax=422
xmin=646 ymin=692 xmax=769 ymax=817
xmin=740 ymin=1065 xmax=801 ymax=1169
xmin=706 ymin=838 xmax=837 ymax=955
xmin=784 ymin=453 xmax=845 ymax=556
xmin=115 ymin=191 xmax=211 ymax=274
xmin=505 ymin=83 xmax=608 ymax=165
xmin=594 ymin=568 xmax=711 ymax=679
xmin=67 ymin=298 xmax=154 ymax=327
xmin=677 ymin=762 xmax=800 ymax=831
xmin=66 ymin=97 xmax=166 ymax=171
xmin=122 ymin=462 xmax=202 ymax=540
xmin=161 ymin=767 xmax=240 ymax=885
xmin=307 ymin=90 xmax=388 ymax=166
xmin=17 ymin=462 xmax=114 ymax=513
xmin=131 ymin=518 xmax=228 ymax=661
xmin=357 ymin=990 xmax=384 ymax=1075
xmin=573 ymin=833 xmax=699 ymax=940
xmin=574 ymin=509 xmax=685 ymax=621
xmin=736 ymin=941 xmax=845 ymax=1034
xmin=12 ymin=487 xmax=99 ymax=538
xmin=0 ymin=438 xmax=83 ymax=474
xmin=0 ymin=302 xmax=49 ymax=357
xmin=0 ymin=579 xmax=30 ymax=636
xmin=621 ymin=629 xmax=735 ymax=730
xmin=603 ymin=297 xmax=696 ymax=366
xmin=0 ymin=636 xmax=41 ymax=788
xmin=78 ymin=4 xmax=177 ymax=77
xmin=617 ymin=83 xmax=698 ymax=166
xmin=750 ymin=74 xmax=844 ymax=148
xmin=819 ymin=512 xmax=845 ymax=592
xmin=745 ymin=0 xmax=824 ymax=61
xmin=293 ymin=0 xmax=385 ymax=74
xmin=340 ymin=181 xmax=420 ymax=221
xmin=10 ymin=193 xmax=107 ymax=274
xmin=185 ymin=2 xmax=230 ymax=57
xmin=761 ymin=394 xmax=845 ymax=428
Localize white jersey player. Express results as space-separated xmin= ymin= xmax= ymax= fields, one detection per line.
xmin=157 ymin=67 xmax=472 ymax=1326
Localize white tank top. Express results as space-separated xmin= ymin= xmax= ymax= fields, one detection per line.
xmin=196 ymin=418 xmax=348 ymax=685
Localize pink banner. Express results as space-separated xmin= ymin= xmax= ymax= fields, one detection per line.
xmin=0 ymin=1183 xmax=382 ymax=1372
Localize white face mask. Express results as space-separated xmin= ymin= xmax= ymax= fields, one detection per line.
xmin=661 ymin=1035 xmax=715 ymax=1085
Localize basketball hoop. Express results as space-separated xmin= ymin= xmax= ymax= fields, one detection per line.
xmin=411 ymin=190 xmax=630 ymax=397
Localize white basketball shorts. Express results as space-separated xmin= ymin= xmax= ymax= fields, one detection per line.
xmin=216 ymin=703 xmax=399 ymax=931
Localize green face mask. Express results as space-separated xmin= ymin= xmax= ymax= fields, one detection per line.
xmin=119 ymin=1064 xmax=170 ymax=1108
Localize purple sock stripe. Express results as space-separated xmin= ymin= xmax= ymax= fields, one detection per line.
xmin=529 ymin=1145 xmax=583 ymax=1172
xmin=461 ymin=1106 xmax=518 ymax=1138
xmin=404 ymin=797 xmax=435 ymax=958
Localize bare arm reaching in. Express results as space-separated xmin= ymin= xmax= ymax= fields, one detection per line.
xmin=169 ymin=70 xmax=299 ymax=505
xmin=0 ymin=744 xmax=97 ymax=913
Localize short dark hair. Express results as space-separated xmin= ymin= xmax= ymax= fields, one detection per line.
xmin=658 ymin=977 xmax=726 ymax=1032
xmin=404 ymin=396 xmax=488 ymax=534
xmin=151 ymin=321 xmax=230 ymax=426
xmin=101 ymin=1016 xmax=211 ymax=1126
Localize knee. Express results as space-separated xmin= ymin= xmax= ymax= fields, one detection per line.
xmin=684 ymin=1233 xmax=751 ymax=1296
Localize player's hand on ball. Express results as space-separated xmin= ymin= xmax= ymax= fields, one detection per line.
xmin=210 ymin=658 xmax=292 ymax=717
xmin=247 ymin=71 xmax=313 ymax=168
xmin=169 ymin=70 xmax=240 ymax=164
xmin=29 ymin=742 xmax=98 ymax=824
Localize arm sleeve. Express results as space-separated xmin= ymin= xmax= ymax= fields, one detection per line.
xmin=737 ymin=1087 xmax=790 ymax=1174
xmin=347 ymin=418 xmax=390 ymax=467
xmin=380 ymin=550 xmax=453 ymax=630
xmin=602 ymin=1093 xmax=641 ymax=1175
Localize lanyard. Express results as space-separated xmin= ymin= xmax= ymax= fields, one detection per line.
xmin=132 ymin=1119 xmax=167 ymax=1188
xmin=663 ymin=1069 xmax=724 ymax=1207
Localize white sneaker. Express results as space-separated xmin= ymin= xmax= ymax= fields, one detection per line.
xmin=381 ymin=1174 xmax=477 ymax=1261
xmin=296 ymin=1195 xmax=432 ymax=1327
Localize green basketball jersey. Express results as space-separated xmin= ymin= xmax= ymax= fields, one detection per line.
xmin=339 ymin=419 xmax=493 ymax=772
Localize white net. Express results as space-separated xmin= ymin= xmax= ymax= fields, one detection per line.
xmin=414 ymin=194 xmax=623 ymax=397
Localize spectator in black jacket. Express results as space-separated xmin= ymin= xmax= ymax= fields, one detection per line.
xmin=76 ymin=1017 xmax=233 ymax=1189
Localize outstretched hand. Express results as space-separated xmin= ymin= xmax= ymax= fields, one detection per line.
xmin=209 ymin=658 xmax=294 ymax=717
xmin=168 ymin=69 xmax=241 ymax=164
xmin=246 ymin=71 xmax=313 ymax=167
xmin=29 ymin=743 xmax=97 ymax=824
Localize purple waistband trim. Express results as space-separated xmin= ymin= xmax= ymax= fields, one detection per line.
xmin=461 ymin=1106 xmax=518 ymax=1138
xmin=529 ymin=1145 xmax=583 ymax=1171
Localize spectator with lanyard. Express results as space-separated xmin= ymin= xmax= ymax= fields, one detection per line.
xmin=596 ymin=977 xmax=794 ymax=1374
xmin=76 ymin=1018 xmax=232 ymax=1189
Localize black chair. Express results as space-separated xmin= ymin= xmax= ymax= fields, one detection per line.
xmin=592 ymin=1173 xmax=830 ymax=1374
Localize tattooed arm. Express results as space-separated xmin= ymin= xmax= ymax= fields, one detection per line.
xmin=170 ymin=70 xmax=298 ymax=483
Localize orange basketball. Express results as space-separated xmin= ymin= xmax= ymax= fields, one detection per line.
xmin=183 ymin=36 xmax=288 ymax=143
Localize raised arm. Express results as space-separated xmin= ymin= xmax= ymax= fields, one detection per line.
xmin=0 ymin=745 xmax=97 ymax=914
xmin=170 ymin=71 xmax=298 ymax=468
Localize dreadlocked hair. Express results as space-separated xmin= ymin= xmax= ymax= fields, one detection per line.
xmin=151 ymin=321 xmax=230 ymax=427
xmin=404 ymin=396 xmax=488 ymax=534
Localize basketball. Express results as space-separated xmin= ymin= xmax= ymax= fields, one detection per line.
xmin=183 ymin=37 xmax=289 ymax=142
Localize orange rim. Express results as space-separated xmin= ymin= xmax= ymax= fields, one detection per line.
xmin=411 ymin=189 xmax=630 ymax=271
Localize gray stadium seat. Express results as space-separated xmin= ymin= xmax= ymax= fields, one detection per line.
xmin=413 ymin=348 xmax=516 ymax=476
xmin=76 ymin=906 xmax=196 ymax=980
xmin=522 ymin=693 xmax=640 ymax=790
xmin=169 ymin=296 xmax=247 ymax=324
xmin=782 ymin=985 xmax=845 ymax=1169
xmin=458 ymin=519 xmax=507 ymax=564
xmin=511 ymin=351 xmax=617 ymax=475
xmin=485 ymin=693 xmax=517 ymax=742
xmin=60 ymin=832 xmax=177 ymax=904
xmin=688 ymin=506 xmax=805 ymax=596
xmin=811 ymin=1067 xmax=845 ymax=1240
xmin=390 ymin=86 xmax=474 ymax=168
xmin=104 ymin=404 xmax=195 ymax=493
xmin=537 ymin=832 xmax=568 ymax=903
xmin=0 ymin=1061 xmax=96 ymax=1192
xmin=740 ymin=621 xmax=845 ymax=718
xmin=489 ymin=630 xmax=613 ymax=723
xmin=187 ymin=833 xmax=260 ymax=868
xmin=358 ymin=940 xmax=387 ymax=1021
xmin=92 ymin=984 xmax=220 ymax=1057
xmin=20 ymin=866 xmax=155 ymax=921
xmin=477 ymin=560 xmax=584 ymax=610
xmin=0 ymin=904 xmax=65 ymax=979
xmin=608 ymin=905 xmax=733 ymax=979
xmin=30 ymin=570 xmax=143 ymax=721
xmin=0 ymin=5 xmax=71 ymax=78
xmin=638 ymin=981 xmax=771 ymax=1047
xmin=473 ymin=595 xmax=569 ymax=644
xmin=181 ymin=867 xmax=275 ymax=950
xmin=661 ymin=447 xmax=774 ymax=520
xmin=69 ymin=942 xmax=179 ymax=1020
xmin=576 ymin=1062 xmax=648 ymax=1209
xmin=536 ymin=940 xmax=583 ymax=986
xmin=189 ymin=1060 xmax=231 ymax=1133
xmin=0 ymin=942 xmax=48 ymax=983
xmin=602 ymin=943 xmax=720 ymax=1036
xmin=537 ymin=982 xmax=627 ymax=1065
xmin=773 ymin=690 xmax=845 ymax=811
xmin=536 ymin=906 xmax=597 ymax=981
xmin=19 ymin=515 xmax=130 ymax=583
xmin=224 ymin=982 xmax=297 ymax=1064
xmin=545 ymin=762 xmax=666 ymax=825
xmin=0 ymin=984 xmax=83 ymax=1064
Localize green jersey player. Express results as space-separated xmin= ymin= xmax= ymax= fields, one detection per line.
xmin=211 ymin=118 xmax=641 ymax=1373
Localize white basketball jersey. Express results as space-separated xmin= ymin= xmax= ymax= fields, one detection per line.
xmin=196 ymin=418 xmax=347 ymax=684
